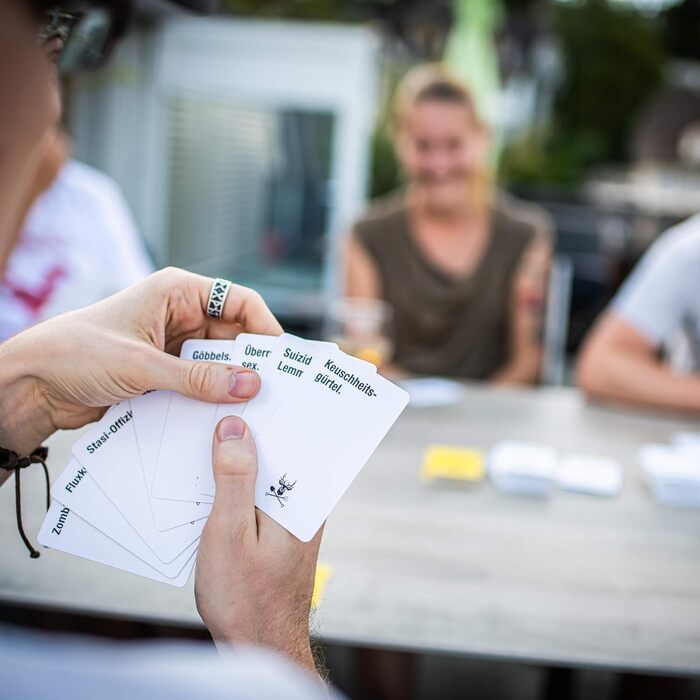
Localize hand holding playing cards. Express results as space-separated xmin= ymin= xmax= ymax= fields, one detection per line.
xmin=0 ymin=268 xmax=282 ymax=455
xmin=195 ymin=415 xmax=323 ymax=676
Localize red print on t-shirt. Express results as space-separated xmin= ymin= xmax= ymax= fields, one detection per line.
xmin=6 ymin=265 xmax=66 ymax=315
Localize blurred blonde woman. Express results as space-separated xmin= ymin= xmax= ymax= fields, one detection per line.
xmin=345 ymin=64 xmax=553 ymax=383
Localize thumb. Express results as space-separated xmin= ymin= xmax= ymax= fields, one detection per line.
xmin=143 ymin=349 xmax=260 ymax=403
xmin=209 ymin=416 xmax=258 ymax=534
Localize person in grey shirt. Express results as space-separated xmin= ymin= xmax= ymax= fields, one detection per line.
xmin=577 ymin=214 xmax=700 ymax=413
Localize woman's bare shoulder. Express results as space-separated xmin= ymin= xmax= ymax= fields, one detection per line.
xmin=495 ymin=191 xmax=554 ymax=242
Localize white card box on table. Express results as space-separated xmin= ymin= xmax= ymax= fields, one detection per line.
xmin=639 ymin=443 xmax=700 ymax=509
xmin=488 ymin=441 xmax=558 ymax=497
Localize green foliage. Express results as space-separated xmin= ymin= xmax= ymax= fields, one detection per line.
xmin=554 ymin=0 xmax=663 ymax=161
xmin=218 ymin=0 xmax=669 ymax=190
xmin=220 ymin=0 xmax=369 ymax=21
xmin=504 ymin=0 xmax=665 ymax=187
xmin=501 ymin=126 xmax=606 ymax=186
xmin=369 ymin=125 xmax=402 ymax=198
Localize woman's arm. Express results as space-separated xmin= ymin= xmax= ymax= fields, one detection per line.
xmin=344 ymin=233 xmax=382 ymax=299
xmin=491 ymin=232 xmax=552 ymax=386
xmin=343 ymin=234 xmax=408 ymax=379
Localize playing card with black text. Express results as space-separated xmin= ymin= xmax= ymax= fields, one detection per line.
xmin=253 ymin=346 xmax=408 ymax=541
xmin=151 ymin=339 xmax=236 ymax=503
xmin=38 ymin=335 xmax=408 ymax=585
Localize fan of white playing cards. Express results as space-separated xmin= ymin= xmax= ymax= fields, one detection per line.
xmin=38 ymin=334 xmax=409 ymax=586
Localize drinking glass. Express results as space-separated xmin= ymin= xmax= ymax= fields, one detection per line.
xmin=325 ymin=297 xmax=394 ymax=370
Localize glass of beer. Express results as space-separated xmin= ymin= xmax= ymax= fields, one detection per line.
xmin=325 ymin=297 xmax=394 ymax=370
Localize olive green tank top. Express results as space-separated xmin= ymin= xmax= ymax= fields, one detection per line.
xmin=353 ymin=191 xmax=552 ymax=379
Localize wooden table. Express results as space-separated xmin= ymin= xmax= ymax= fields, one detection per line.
xmin=1 ymin=386 xmax=699 ymax=676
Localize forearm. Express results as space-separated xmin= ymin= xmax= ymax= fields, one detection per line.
xmin=213 ymin=634 xmax=318 ymax=679
xmin=490 ymin=350 xmax=541 ymax=386
xmin=0 ymin=334 xmax=55 ymax=456
xmin=578 ymin=349 xmax=700 ymax=413
xmin=498 ymin=232 xmax=550 ymax=387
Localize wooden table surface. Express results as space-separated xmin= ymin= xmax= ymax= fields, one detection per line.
xmin=1 ymin=385 xmax=699 ymax=675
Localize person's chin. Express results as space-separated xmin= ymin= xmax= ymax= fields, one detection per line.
xmin=423 ymin=185 xmax=467 ymax=216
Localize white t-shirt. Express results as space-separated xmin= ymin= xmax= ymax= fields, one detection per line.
xmin=613 ymin=214 xmax=700 ymax=372
xmin=0 ymin=160 xmax=153 ymax=342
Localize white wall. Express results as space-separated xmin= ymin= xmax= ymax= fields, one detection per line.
xmin=69 ymin=18 xmax=379 ymax=317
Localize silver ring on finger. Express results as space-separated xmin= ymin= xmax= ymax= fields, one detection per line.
xmin=206 ymin=278 xmax=233 ymax=319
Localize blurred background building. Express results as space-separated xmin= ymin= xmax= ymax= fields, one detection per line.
xmin=62 ymin=0 xmax=700 ymax=367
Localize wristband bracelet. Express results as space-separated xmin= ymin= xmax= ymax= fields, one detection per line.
xmin=0 ymin=445 xmax=50 ymax=558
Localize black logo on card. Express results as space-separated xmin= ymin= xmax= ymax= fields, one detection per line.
xmin=265 ymin=474 xmax=296 ymax=507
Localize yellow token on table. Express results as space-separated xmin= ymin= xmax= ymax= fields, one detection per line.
xmin=312 ymin=563 xmax=334 ymax=609
xmin=421 ymin=445 xmax=485 ymax=483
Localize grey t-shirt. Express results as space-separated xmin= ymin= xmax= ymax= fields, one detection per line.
xmin=1 ymin=625 xmax=337 ymax=700
xmin=613 ymin=214 xmax=700 ymax=372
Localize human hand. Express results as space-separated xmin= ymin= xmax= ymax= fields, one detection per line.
xmin=195 ymin=416 xmax=324 ymax=676
xmin=0 ymin=268 xmax=282 ymax=454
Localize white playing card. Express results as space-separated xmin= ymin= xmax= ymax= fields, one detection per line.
xmin=232 ymin=332 xmax=279 ymax=373
xmin=73 ymin=403 xmax=205 ymax=563
xmin=488 ymin=441 xmax=558 ymax=496
xmin=151 ymin=339 xmax=236 ymax=503
xmin=239 ymin=334 xmax=337 ymax=439
xmin=38 ymin=503 xmax=196 ymax=587
xmin=638 ymin=443 xmax=700 ymax=508
xmin=197 ymin=333 xmax=280 ymax=496
xmin=556 ymin=455 xmax=623 ymax=497
xmin=132 ymin=340 xmax=235 ymax=524
xmin=132 ymin=390 xmax=212 ymax=530
xmin=254 ymin=346 xmax=408 ymax=541
xmin=200 ymin=336 xmax=375 ymax=499
xmin=40 ymin=332 xmax=406 ymax=586
xmin=51 ymin=458 xmax=198 ymax=577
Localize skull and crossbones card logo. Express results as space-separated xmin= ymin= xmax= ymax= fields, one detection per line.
xmin=265 ymin=474 xmax=297 ymax=507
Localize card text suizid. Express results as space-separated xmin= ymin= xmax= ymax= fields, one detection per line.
xmin=275 ymin=346 xmax=313 ymax=379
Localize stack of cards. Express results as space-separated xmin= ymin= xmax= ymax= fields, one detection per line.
xmin=639 ymin=442 xmax=700 ymax=509
xmin=488 ymin=441 xmax=558 ymax=497
xmin=38 ymin=334 xmax=409 ymax=586
xmin=487 ymin=442 xmax=623 ymax=498
xmin=556 ymin=455 xmax=623 ymax=497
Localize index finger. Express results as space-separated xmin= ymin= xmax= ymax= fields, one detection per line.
xmin=222 ymin=282 xmax=284 ymax=336
xmin=190 ymin=273 xmax=283 ymax=337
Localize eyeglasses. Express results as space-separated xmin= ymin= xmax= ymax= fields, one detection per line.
xmin=39 ymin=8 xmax=81 ymax=45
xmin=38 ymin=4 xmax=117 ymax=72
